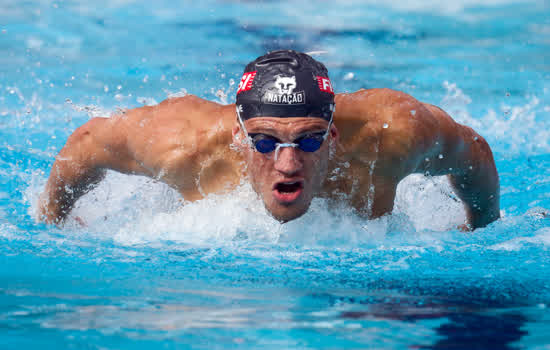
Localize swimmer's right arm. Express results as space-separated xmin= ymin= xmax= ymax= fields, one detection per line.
xmin=38 ymin=116 xmax=146 ymax=224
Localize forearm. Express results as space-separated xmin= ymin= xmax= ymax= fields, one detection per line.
xmin=39 ymin=156 xmax=105 ymax=224
xmin=448 ymin=137 xmax=500 ymax=229
xmin=449 ymin=172 xmax=499 ymax=229
xmin=38 ymin=118 xmax=113 ymax=224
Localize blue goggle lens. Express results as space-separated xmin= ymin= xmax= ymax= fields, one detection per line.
xmin=297 ymin=135 xmax=323 ymax=152
xmin=254 ymin=138 xmax=278 ymax=153
xmin=250 ymin=133 xmax=325 ymax=154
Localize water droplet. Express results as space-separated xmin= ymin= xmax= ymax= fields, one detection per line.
xmin=344 ymin=72 xmax=354 ymax=81
xmin=103 ymin=85 xmax=109 ymax=92
xmin=449 ymin=167 xmax=453 ymax=171
xmin=469 ymin=165 xmax=473 ymax=170
xmin=117 ymin=85 xmax=122 ymax=90
xmin=382 ymin=123 xmax=389 ymax=129
xmin=474 ymin=136 xmax=479 ymax=141
xmin=410 ymin=109 xmax=416 ymax=116
xmin=229 ymin=78 xmax=235 ymax=86
xmin=425 ymin=158 xmax=429 ymax=162
xmin=438 ymin=154 xmax=444 ymax=159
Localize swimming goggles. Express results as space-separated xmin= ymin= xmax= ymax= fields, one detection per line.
xmin=236 ymin=105 xmax=333 ymax=160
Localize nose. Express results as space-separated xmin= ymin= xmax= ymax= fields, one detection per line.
xmin=273 ymin=146 xmax=303 ymax=176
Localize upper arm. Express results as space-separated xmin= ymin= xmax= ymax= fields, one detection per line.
xmin=59 ymin=113 xmax=146 ymax=176
xmin=368 ymin=92 xmax=443 ymax=180
xmin=415 ymin=103 xmax=492 ymax=178
xmin=371 ymin=91 xmax=481 ymax=178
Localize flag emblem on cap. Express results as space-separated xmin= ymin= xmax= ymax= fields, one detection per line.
xmin=237 ymin=71 xmax=257 ymax=94
xmin=316 ymin=76 xmax=334 ymax=94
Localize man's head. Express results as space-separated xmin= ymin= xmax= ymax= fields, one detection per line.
xmin=232 ymin=50 xmax=338 ymax=222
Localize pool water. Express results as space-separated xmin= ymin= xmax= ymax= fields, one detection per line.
xmin=1 ymin=0 xmax=550 ymax=348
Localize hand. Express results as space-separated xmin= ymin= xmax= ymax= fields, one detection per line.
xmin=457 ymin=223 xmax=472 ymax=232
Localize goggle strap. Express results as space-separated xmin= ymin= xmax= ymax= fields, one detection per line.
xmin=236 ymin=106 xmax=253 ymax=147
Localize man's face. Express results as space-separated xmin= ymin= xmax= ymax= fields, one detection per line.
xmin=233 ymin=117 xmax=338 ymax=222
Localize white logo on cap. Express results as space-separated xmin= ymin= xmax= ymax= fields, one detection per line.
xmin=263 ymin=75 xmax=305 ymax=105
xmin=275 ymin=76 xmax=296 ymax=94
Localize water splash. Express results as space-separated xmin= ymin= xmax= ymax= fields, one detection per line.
xmin=441 ymin=81 xmax=549 ymax=156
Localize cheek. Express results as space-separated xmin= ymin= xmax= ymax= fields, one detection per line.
xmin=247 ymin=152 xmax=273 ymax=191
xmin=304 ymin=149 xmax=329 ymax=187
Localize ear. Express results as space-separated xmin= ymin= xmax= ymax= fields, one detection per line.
xmin=232 ymin=122 xmax=246 ymax=147
xmin=329 ymin=123 xmax=340 ymax=144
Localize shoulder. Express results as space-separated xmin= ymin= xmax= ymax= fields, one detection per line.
xmin=334 ymin=89 xmax=444 ymax=176
xmin=334 ymin=89 xmax=438 ymax=153
xmin=335 ymin=88 xmax=435 ymax=126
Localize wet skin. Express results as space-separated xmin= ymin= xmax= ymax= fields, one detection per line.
xmin=232 ymin=117 xmax=338 ymax=222
xmin=39 ymin=88 xmax=500 ymax=229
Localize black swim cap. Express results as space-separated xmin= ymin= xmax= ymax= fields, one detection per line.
xmin=235 ymin=50 xmax=335 ymax=122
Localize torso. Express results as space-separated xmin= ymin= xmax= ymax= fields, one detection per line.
xmin=118 ymin=89 xmax=442 ymax=216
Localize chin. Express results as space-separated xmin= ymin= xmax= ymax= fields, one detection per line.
xmin=266 ymin=202 xmax=310 ymax=223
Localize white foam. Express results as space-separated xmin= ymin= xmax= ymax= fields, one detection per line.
xmin=487 ymin=227 xmax=550 ymax=251
xmin=28 ymin=168 xmax=469 ymax=248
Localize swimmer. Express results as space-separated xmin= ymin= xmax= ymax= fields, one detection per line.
xmin=38 ymin=50 xmax=500 ymax=229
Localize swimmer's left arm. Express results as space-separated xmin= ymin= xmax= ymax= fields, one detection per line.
xmin=413 ymin=104 xmax=500 ymax=230
xmin=444 ymin=128 xmax=500 ymax=229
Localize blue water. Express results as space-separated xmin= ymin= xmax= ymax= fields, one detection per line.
xmin=1 ymin=0 xmax=550 ymax=348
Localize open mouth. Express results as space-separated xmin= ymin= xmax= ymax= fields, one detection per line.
xmin=272 ymin=180 xmax=304 ymax=204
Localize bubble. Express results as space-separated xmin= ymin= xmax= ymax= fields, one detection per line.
xmin=438 ymin=154 xmax=444 ymax=159
xmin=343 ymin=72 xmax=354 ymax=81
xmin=103 ymin=85 xmax=109 ymax=93
xmin=383 ymin=123 xmax=389 ymax=129
xmin=410 ymin=109 xmax=416 ymax=116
